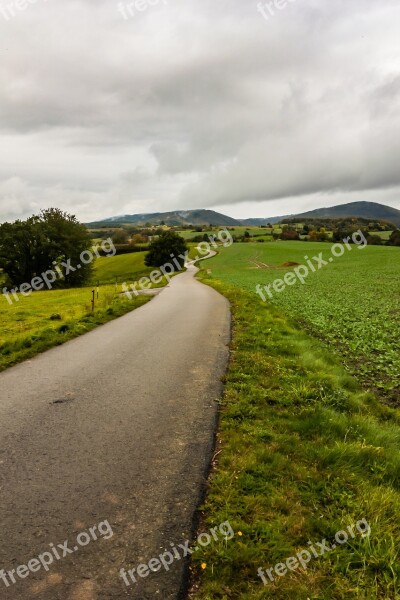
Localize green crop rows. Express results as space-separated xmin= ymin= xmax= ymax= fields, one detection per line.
xmin=207 ymin=242 xmax=400 ymax=403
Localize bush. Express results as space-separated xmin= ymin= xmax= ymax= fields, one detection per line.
xmin=280 ymin=229 xmax=300 ymax=241
xmin=367 ymin=234 xmax=383 ymax=246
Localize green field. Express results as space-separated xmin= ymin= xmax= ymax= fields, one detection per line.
xmin=92 ymin=251 xmax=151 ymax=285
xmin=0 ymin=252 xmax=163 ymax=371
xmin=204 ymin=242 xmax=400 ymax=403
xmin=370 ymin=230 xmax=394 ymax=240
xmin=0 ymin=246 xmax=207 ymax=371
xmin=192 ymin=242 xmax=400 ymax=599
xmin=176 ymin=227 xmax=271 ymax=240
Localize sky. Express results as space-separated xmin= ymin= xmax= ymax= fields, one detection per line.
xmin=0 ymin=0 xmax=399 ymax=223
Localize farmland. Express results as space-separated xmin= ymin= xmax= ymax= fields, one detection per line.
xmin=203 ymin=242 xmax=400 ymax=403
xmin=192 ymin=241 xmax=400 ymax=599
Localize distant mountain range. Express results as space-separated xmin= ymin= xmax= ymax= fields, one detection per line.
xmin=88 ymin=202 xmax=400 ymax=228
xmin=88 ymin=209 xmax=240 ymax=227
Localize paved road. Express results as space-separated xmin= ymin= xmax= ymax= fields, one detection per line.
xmin=0 ymin=265 xmax=230 ymax=600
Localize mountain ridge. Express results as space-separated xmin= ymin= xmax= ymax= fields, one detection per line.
xmin=87 ymin=202 xmax=400 ymax=228
xmin=242 ymin=202 xmax=400 ymax=227
xmin=87 ymin=209 xmax=241 ymax=227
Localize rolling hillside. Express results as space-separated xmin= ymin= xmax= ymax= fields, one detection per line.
xmin=242 ymin=201 xmax=400 ymax=227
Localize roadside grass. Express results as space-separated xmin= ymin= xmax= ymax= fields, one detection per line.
xmin=0 ymin=246 xmax=195 ymax=372
xmin=0 ymin=251 xmax=159 ymax=370
xmin=0 ymin=286 xmax=150 ymax=371
xmin=191 ymin=277 xmax=400 ymax=599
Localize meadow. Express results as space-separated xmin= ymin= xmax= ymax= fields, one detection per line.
xmin=192 ymin=241 xmax=400 ymax=599
xmin=176 ymin=227 xmax=273 ymax=240
xmin=0 ymin=245 xmax=203 ymax=371
xmin=92 ymin=250 xmax=151 ymax=284
xmin=203 ymin=241 xmax=400 ymax=403
xmin=0 ymin=252 xmax=157 ymax=371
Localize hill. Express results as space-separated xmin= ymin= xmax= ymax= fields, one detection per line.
xmin=295 ymin=201 xmax=400 ymax=226
xmin=242 ymin=202 xmax=400 ymax=227
xmin=88 ymin=209 xmax=241 ymax=227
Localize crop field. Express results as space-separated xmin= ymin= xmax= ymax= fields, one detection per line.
xmin=193 ymin=241 xmax=400 ymax=599
xmin=205 ymin=242 xmax=400 ymax=402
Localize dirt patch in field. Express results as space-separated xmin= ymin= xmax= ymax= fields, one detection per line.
xmin=249 ymin=254 xmax=299 ymax=270
xmin=249 ymin=260 xmax=275 ymax=269
xmin=249 ymin=258 xmax=301 ymax=269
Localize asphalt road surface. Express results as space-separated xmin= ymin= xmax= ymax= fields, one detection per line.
xmin=0 ymin=264 xmax=230 ymax=600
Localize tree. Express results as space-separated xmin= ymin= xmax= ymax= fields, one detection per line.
xmin=280 ymin=229 xmax=300 ymax=241
xmin=145 ymin=231 xmax=188 ymax=268
xmin=112 ymin=228 xmax=129 ymax=244
xmin=131 ymin=233 xmax=147 ymax=245
xmin=388 ymin=229 xmax=400 ymax=247
xmin=0 ymin=208 xmax=93 ymax=287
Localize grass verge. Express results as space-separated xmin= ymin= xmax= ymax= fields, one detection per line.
xmin=190 ymin=277 xmax=400 ymax=599
xmin=0 ymin=292 xmax=149 ymax=371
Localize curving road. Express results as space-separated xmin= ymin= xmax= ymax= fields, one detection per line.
xmin=0 ymin=264 xmax=230 ymax=600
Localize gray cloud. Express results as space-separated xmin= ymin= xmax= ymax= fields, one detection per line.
xmin=0 ymin=0 xmax=399 ymax=222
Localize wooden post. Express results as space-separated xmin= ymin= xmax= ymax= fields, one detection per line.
xmin=91 ymin=289 xmax=95 ymax=312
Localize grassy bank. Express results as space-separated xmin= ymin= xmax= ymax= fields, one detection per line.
xmin=191 ymin=276 xmax=400 ymax=599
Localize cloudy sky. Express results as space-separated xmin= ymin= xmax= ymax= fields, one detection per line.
xmin=0 ymin=0 xmax=399 ymax=222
